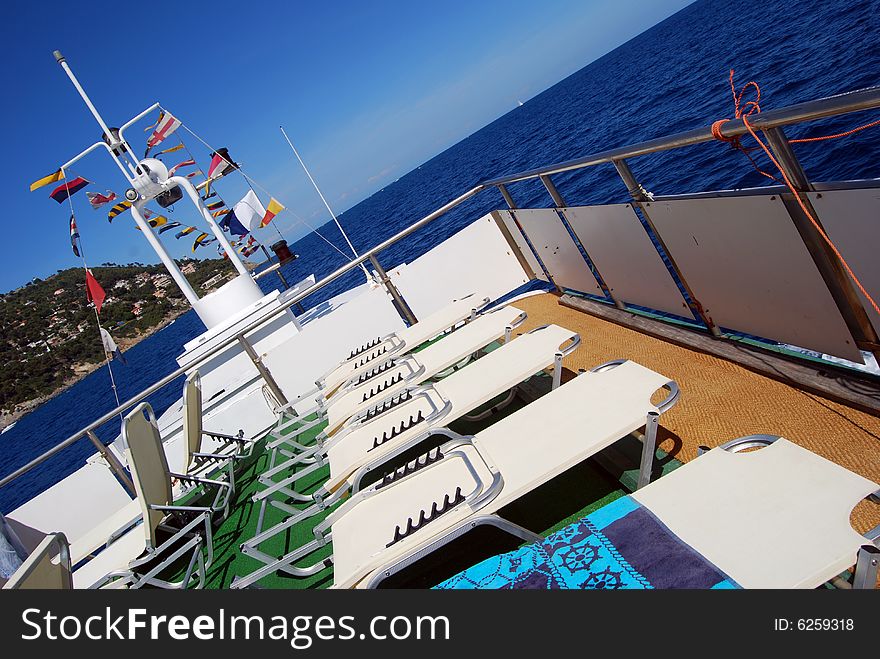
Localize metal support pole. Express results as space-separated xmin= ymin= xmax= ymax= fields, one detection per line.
xmin=497 ymin=184 xmax=572 ymax=293
xmin=490 ymin=210 xmax=539 ymax=281
xmin=613 ymin=159 xmax=722 ymax=336
xmin=174 ymin=176 xmax=251 ymax=278
xmin=763 ymin=127 xmax=880 ymax=362
xmin=540 ymin=174 xmax=566 ymax=208
xmin=552 ymin=351 xmax=564 ymax=390
xmin=497 ymin=184 xmax=518 ymax=209
xmin=368 ymin=255 xmax=418 ymax=325
xmin=540 ymin=174 xmax=623 ymax=308
xmin=259 ymin=244 xmax=291 ymax=291
xmin=852 ymin=544 xmax=879 ymax=589
xmin=54 ymin=51 xmax=138 ymax=185
xmin=86 ymin=430 xmax=135 ymax=496
xmin=637 ymin=411 xmax=660 ymax=489
xmin=237 ymin=333 xmax=289 ymax=407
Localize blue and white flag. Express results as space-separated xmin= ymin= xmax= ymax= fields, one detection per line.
xmin=100 ymin=327 xmax=127 ymax=365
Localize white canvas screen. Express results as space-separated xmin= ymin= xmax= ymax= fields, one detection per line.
xmin=496 ymin=210 xmax=548 ymax=281
xmin=387 ymin=213 xmax=531 ymax=319
xmin=647 ymin=196 xmax=861 ymax=362
xmin=513 ymin=209 xmax=603 ymax=295
xmin=809 ymin=188 xmax=880 ymax=338
xmin=263 ymin=284 xmax=406 ymax=412
xmin=563 ymin=204 xmax=689 ymax=317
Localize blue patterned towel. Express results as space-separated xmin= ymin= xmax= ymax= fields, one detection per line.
xmin=435 ymin=496 xmax=739 ymax=589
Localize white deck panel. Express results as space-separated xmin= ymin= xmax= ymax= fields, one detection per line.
xmin=809 ymin=188 xmax=880 ymax=339
xmin=496 ymin=210 xmax=548 ymax=281
xmin=513 ymin=209 xmax=603 ymax=295
xmin=647 ymin=196 xmax=862 ymax=362
xmin=8 ymin=461 xmax=133 ymax=541
xmin=387 ymin=214 xmax=530 ymax=319
xmin=563 ymin=204 xmax=689 ymax=317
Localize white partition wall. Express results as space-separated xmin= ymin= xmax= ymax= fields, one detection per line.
xmin=496 ymin=210 xmax=549 ymax=281
xmin=387 ymin=213 xmax=531 ymax=319
xmin=262 ymin=284 xmax=406 ymax=411
xmin=562 ymin=204 xmax=690 ymax=317
xmin=809 ymin=188 xmax=880 ymax=338
xmin=646 ymin=196 xmax=862 ymax=362
xmin=513 ymin=209 xmax=603 ymax=296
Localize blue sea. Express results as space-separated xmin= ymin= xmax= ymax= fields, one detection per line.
xmin=3 ymin=0 xmax=879 ymax=513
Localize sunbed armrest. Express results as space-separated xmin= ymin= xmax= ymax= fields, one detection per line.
xmin=191 ymin=452 xmax=237 ymax=463
xmin=150 ymin=503 xmax=214 ymax=514
xmin=203 ymin=430 xmax=250 ymax=443
xmin=168 ymin=472 xmax=231 ymax=490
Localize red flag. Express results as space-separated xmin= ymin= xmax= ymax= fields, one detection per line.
xmin=86 ymin=269 xmax=106 ymax=314
xmin=50 ymin=176 xmax=90 ymax=203
xmin=86 ymin=190 xmax=117 ymax=209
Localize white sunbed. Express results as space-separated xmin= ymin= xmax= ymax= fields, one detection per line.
xmin=439 ymin=435 xmax=880 ymax=590
xmin=272 ymin=303 xmax=528 ymax=446
xmin=233 ymin=324 xmax=584 ymax=588
xmin=318 ymin=293 xmax=491 ymax=396
xmin=71 ymin=403 xmax=230 ymax=589
xmin=232 ymin=359 xmax=678 ymax=588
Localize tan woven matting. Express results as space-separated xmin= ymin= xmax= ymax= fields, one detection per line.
xmin=512 ymin=293 xmax=880 ymax=535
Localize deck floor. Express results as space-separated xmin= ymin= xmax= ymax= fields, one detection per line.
xmin=514 ymin=292 xmax=880 ymax=534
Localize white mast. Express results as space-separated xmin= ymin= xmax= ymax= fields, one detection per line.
xmin=54 ymin=50 xmax=264 ymax=329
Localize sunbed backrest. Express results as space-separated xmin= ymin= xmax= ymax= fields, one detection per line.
xmin=123 ymin=403 xmax=173 ymax=548
xmin=3 ymin=533 xmax=72 ymax=589
xmin=182 ymin=371 xmax=203 ymax=472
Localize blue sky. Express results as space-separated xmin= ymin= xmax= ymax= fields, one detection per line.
xmin=1 ymin=0 xmax=691 ymax=292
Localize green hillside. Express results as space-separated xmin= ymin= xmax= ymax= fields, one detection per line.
xmin=0 ymin=258 xmax=236 ymax=412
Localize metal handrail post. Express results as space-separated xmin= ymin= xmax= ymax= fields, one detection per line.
xmin=368 ymin=254 xmax=418 ymax=325
xmin=497 ymin=183 xmax=518 ymax=209
xmin=86 ymin=430 xmax=135 ymax=496
xmin=613 ymin=159 xmax=721 ymax=335
xmin=539 ymin=174 xmax=566 ymax=208
xmin=762 ymin=127 xmax=880 ymax=362
xmin=497 ymin=183 xmax=567 ymax=293
xmin=540 ymin=173 xmax=621 ymax=307
xmin=237 ymin=333 xmax=289 ymax=407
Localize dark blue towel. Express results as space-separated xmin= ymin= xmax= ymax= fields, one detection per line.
xmin=435 ymin=496 xmax=739 ymax=589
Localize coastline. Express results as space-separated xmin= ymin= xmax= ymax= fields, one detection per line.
xmin=0 ymin=307 xmax=189 ymax=432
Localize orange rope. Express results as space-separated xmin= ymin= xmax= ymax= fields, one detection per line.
xmin=789 ymin=117 xmax=880 ymax=143
xmin=711 ymin=71 xmax=781 ymax=182
xmin=741 ymin=113 xmax=880 ymax=317
xmin=712 ymin=69 xmax=880 ymax=318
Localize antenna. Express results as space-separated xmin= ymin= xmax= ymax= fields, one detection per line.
xmin=279 ymin=126 xmax=372 ymax=283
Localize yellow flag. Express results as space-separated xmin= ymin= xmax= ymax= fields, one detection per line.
xmin=260 ymin=198 xmax=285 ymax=227
xmin=29 ymin=169 xmax=64 ymax=192
xmin=157 ymin=144 xmax=184 ymax=155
